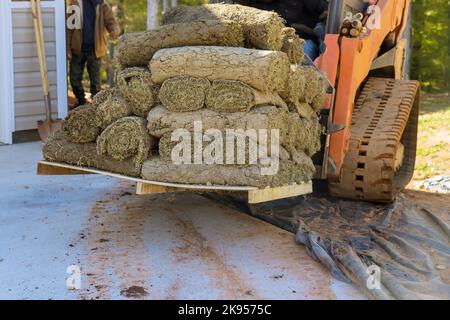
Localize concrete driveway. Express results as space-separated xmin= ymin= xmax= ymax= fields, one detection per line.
xmin=0 ymin=142 xmax=364 ymax=300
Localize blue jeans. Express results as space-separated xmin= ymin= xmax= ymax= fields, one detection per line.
xmin=304 ymin=39 xmax=319 ymax=61
xmin=304 ymin=22 xmax=326 ymax=61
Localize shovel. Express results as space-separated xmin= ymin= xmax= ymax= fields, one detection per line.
xmin=31 ymin=0 xmax=61 ymax=142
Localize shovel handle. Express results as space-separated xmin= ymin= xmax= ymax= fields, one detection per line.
xmin=31 ymin=0 xmax=45 ymax=93
xmin=31 ymin=0 xmax=52 ymax=121
xmin=37 ymin=0 xmax=50 ymax=95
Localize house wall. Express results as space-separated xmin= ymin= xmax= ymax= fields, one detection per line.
xmin=0 ymin=0 xmax=67 ymax=143
xmin=12 ymin=5 xmax=59 ymax=131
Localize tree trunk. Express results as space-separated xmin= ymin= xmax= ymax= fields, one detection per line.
xmin=147 ymin=0 xmax=159 ymax=30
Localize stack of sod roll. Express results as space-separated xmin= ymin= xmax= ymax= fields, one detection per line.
xmin=43 ymin=4 xmax=327 ymax=188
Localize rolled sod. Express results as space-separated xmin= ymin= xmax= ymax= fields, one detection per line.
xmin=147 ymin=104 xmax=328 ymax=164
xmin=158 ymin=131 xmax=277 ymax=164
xmin=285 ymin=113 xmax=323 ymax=157
xmin=281 ymin=27 xmax=305 ymax=64
xmin=289 ymin=102 xmax=318 ymax=120
xmin=93 ymin=89 xmax=132 ymax=129
xmin=117 ymin=67 xmax=158 ymax=117
xmin=147 ymin=105 xmax=290 ymax=143
xmin=93 ymin=88 xmax=114 ymax=106
xmin=280 ymin=65 xmax=307 ymax=106
xmin=158 ymin=76 xmax=211 ymax=112
xmin=311 ymin=75 xmax=329 ymax=111
xmin=300 ymin=66 xmax=323 ymax=104
xmin=281 ymin=66 xmax=328 ymax=111
xmin=150 ymin=46 xmax=290 ymax=93
xmin=116 ymin=20 xmax=244 ymax=68
xmin=163 ymin=4 xmax=285 ymax=50
xmin=97 ymin=116 xmax=157 ymax=168
xmin=62 ymin=105 xmax=100 ymax=143
xmin=43 ymin=131 xmax=141 ymax=177
xmin=157 ymin=130 xmax=293 ymax=165
xmin=205 ymin=80 xmax=286 ymax=112
xmin=141 ymin=156 xmax=315 ymax=188
xmin=296 ymin=66 xmax=328 ymax=110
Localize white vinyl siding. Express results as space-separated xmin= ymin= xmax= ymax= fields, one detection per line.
xmin=11 ymin=7 xmax=59 ymax=131
xmin=1 ymin=0 xmax=66 ymax=143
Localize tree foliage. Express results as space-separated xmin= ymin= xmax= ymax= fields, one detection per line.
xmin=107 ymin=0 xmax=146 ymax=32
xmin=411 ymin=0 xmax=450 ymax=92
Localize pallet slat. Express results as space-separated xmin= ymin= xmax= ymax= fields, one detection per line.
xmin=37 ymin=162 xmax=94 ymax=176
xmin=136 ymin=182 xmax=187 ymax=195
xmin=248 ymin=183 xmax=313 ymax=204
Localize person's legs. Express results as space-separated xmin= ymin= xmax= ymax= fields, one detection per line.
xmin=303 ymin=39 xmax=319 ymax=61
xmin=86 ymin=52 xmax=102 ymax=99
xmin=314 ymin=22 xmax=327 ymax=56
xmin=69 ymin=53 xmax=88 ymax=105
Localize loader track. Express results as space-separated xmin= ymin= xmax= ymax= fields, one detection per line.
xmin=329 ymin=77 xmax=420 ymax=203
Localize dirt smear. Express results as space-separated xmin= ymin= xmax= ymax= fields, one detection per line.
xmin=77 ymin=183 xmax=259 ymax=300
xmin=169 ymin=211 xmax=258 ymax=300
xmin=75 ymin=184 xmax=345 ymax=300
xmin=205 ymin=200 xmax=337 ymax=300
xmin=120 ymin=286 xmax=149 ymax=298
xmin=79 ymin=181 xmax=151 ymax=300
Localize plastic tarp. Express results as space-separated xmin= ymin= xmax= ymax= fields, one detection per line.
xmin=294 ymin=192 xmax=450 ymax=300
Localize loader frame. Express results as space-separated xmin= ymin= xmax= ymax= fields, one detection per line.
xmin=317 ymin=0 xmax=412 ymax=178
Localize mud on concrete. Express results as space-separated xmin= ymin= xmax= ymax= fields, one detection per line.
xmin=74 ymin=181 xmax=363 ymax=300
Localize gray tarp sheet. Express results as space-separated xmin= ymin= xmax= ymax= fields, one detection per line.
xmin=215 ymin=190 xmax=450 ymax=300
xmin=293 ymin=192 xmax=450 ymax=300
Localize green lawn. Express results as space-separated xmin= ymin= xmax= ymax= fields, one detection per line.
xmin=413 ymin=93 xmax=450 ymax=181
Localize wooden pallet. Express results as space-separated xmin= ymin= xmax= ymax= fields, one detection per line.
xmin=37 ymin=161 xmax=312 ymax=204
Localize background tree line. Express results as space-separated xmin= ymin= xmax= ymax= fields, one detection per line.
xmin=411 ymin=0 xmax=449 ymax=92
xmin=105 ymin=0 xmax=449 ymax=93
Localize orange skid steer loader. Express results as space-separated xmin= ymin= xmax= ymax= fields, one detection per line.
xmin=314 ymin=0 xmax=419 ymax=203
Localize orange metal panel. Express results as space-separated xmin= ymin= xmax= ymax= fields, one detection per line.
xmin=316 ymin=35 xmax=340 ymax=110
xmin=316 ymin=35 xmax=340 ymax=88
